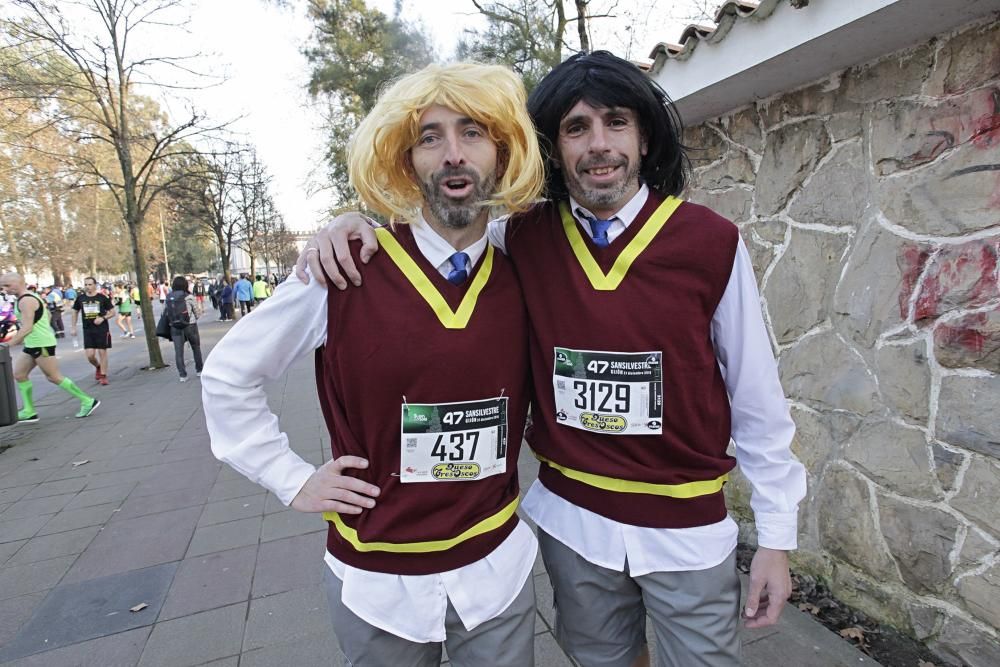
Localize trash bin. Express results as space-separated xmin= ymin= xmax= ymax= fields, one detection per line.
xmin=0 ymin=345 xmax=18 ymax=426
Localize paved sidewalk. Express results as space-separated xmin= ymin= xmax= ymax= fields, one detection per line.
xmin=0 ymin=317 xmax=881 ymax=666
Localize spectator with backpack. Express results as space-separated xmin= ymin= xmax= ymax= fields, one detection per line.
xmin=164 ymin=276 xmax=204 ymax=382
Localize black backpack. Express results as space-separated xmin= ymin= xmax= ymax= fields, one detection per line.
xmin=164 ymin=291 xmax=190 ymax=329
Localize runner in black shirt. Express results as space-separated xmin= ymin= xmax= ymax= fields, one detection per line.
xmin=71 ymin=277 xmax=115 ymax=385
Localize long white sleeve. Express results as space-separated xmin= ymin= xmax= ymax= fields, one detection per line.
xmin=201 ymin=274 xmax=329 ymax=505
xmin=711 ymin=236 xmax=807 ymax=549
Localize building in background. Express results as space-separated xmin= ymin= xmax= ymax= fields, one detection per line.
xmin=228 ymin=230 xmax=319 ymax=278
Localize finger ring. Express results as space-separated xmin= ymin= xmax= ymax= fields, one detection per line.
xmin=305 ymin=248 xmax=318 ymax=254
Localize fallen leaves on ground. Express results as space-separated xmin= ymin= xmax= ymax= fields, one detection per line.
xmin=839 ymin=626 xmax=867 ymax=647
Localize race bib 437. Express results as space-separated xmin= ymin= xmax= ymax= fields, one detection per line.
xmin=400 ymin=397 xmax=508 ymax=482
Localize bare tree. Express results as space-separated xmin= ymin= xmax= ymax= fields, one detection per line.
xmin=168 ymin=146 xmax=244 ymax=282
xmin=668 ymin=0 xmax=720 ymax=24
xmin=271 ymin=223 xmax=298 ymax=276
xmin=255 ymin=195 xmax=283 ymax=278
xmin=462 ymin=0 xmax=615 ymax=90
xmin=0 ymin=0 xmax=226 ymax=368
xmin=231 ymin=147 xmax=271 ymax=279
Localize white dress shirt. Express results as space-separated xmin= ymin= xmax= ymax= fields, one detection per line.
xmin=489 ymin=185 xmax=807 ymax=576
xmin=202 ymin=216 xmax=537 ymax=643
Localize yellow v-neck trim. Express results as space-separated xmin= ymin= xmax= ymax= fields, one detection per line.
xmin=560 ymin=196 xmax=683 ymax=291
xmin=377 ymin=227 xmax=493 ymax=329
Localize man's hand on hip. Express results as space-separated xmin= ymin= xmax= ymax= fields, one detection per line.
xmin=743 ymin=547 xmax=792 ymax=628
xmin=291 ymin=455 xmax=381 ymax=514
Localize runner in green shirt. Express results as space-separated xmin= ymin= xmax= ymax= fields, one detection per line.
xmin=130 ymin=284 xmax=141 ymax=320
xmin=0 ymin=273 xmax=99 ymax=422
xmin=252 ymin=275 xmax=271 ymax=302
xmin=114 ymin=284 xmax=135 ymax=338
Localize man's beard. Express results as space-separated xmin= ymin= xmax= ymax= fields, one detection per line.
xmin=419 ymin=167 xmax=497 ymax=229
xmin=564 ymin=157 xmax=641 ymax=210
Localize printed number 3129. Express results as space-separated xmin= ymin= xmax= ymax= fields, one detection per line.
xmin=573 ymin=381 xmax=629 ymax=413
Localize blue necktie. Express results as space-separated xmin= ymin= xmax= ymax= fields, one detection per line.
xmin=586 ymin=216 xmax=613 ymax=248
xmin=447 ymin=252 xmax=471 ymax=285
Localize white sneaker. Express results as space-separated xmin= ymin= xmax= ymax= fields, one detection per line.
xmin=196 ymin=371 xmax=202 ymax=377
xmin=179 ymin=376 xmax=188 ymax=383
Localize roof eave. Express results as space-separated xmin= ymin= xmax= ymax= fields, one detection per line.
xmin=649 ymin=0 xmax=1000 ymax=125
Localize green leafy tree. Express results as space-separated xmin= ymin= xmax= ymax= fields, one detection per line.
xmin=164 ymin=212 xmax=217 ymax=275
xmin=303 ymin=0 xmax=434 ymax=206
xmin=64 ymin=184 xmax=134 ymax=278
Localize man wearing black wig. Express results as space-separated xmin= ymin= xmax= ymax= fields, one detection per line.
xmin=298 ymin=51 xmax=806 ymax=667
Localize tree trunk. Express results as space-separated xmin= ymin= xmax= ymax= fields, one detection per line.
xmin=125 ymin=219 xmax=165 ymax=368
xmin=2 ymin=223 xmax=25 ymax=275
xmin=575 ymin=0 xmax=589 ymax=52
xmin=554 ymin=0 xmax=567 ymax=61
xmin=213 ymin=227 xmax=232 ymax=282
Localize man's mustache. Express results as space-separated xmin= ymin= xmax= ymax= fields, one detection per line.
xmin=431 ymin=167 xmax=481 ymax=186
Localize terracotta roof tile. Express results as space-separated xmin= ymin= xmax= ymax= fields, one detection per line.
xmin=648 ymin=0 xmax=770 ymax=62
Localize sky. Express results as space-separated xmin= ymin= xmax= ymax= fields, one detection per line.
xmin=164 ymin=0 xmax=704 ymax=232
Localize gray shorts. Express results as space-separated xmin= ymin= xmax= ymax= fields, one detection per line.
xmin=539 ymin=529 xmax=741 ymax=667
xmin=323 ymin=566 xmax=536 ymax=667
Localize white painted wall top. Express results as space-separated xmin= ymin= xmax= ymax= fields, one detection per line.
xmin=650 ymin=0 xmax=1000 ymax=124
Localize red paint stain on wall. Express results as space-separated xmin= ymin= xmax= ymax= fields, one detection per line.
xmin=910 ymin=241 xmax=1000 ymax=321
xmin=897 ymin=244 xmax=931 ymax=319
xmin=970 ymin=89 xmax=1000 ymax=149
xmin=934 ymin=312 xmax=989 ymax=353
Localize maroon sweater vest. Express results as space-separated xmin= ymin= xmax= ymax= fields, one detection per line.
xmin=315 ymin=224 xmax=531 ymax=574
xmin=506 ymin=190 xmax=739 ymax=528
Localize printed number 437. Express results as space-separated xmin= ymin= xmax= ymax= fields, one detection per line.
xmin=431 ymin=432 xmax=479 ymax=461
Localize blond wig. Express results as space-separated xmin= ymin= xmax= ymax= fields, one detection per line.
xmin=348 ymin=62 xmax=544 ymax=222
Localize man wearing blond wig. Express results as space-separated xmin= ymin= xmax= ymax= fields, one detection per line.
xmin=201 ymin=63 xmax=545 ymax=666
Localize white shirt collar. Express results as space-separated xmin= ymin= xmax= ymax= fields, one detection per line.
xmin=409 ymin=212 xmax=489 ymax=278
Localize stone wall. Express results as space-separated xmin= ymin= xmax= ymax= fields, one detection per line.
xmin=682 ymin=16 xmax=1000 ymax=666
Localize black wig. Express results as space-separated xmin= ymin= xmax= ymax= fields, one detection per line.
xmin=527 ymin=50 xmax=688 ymax=201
